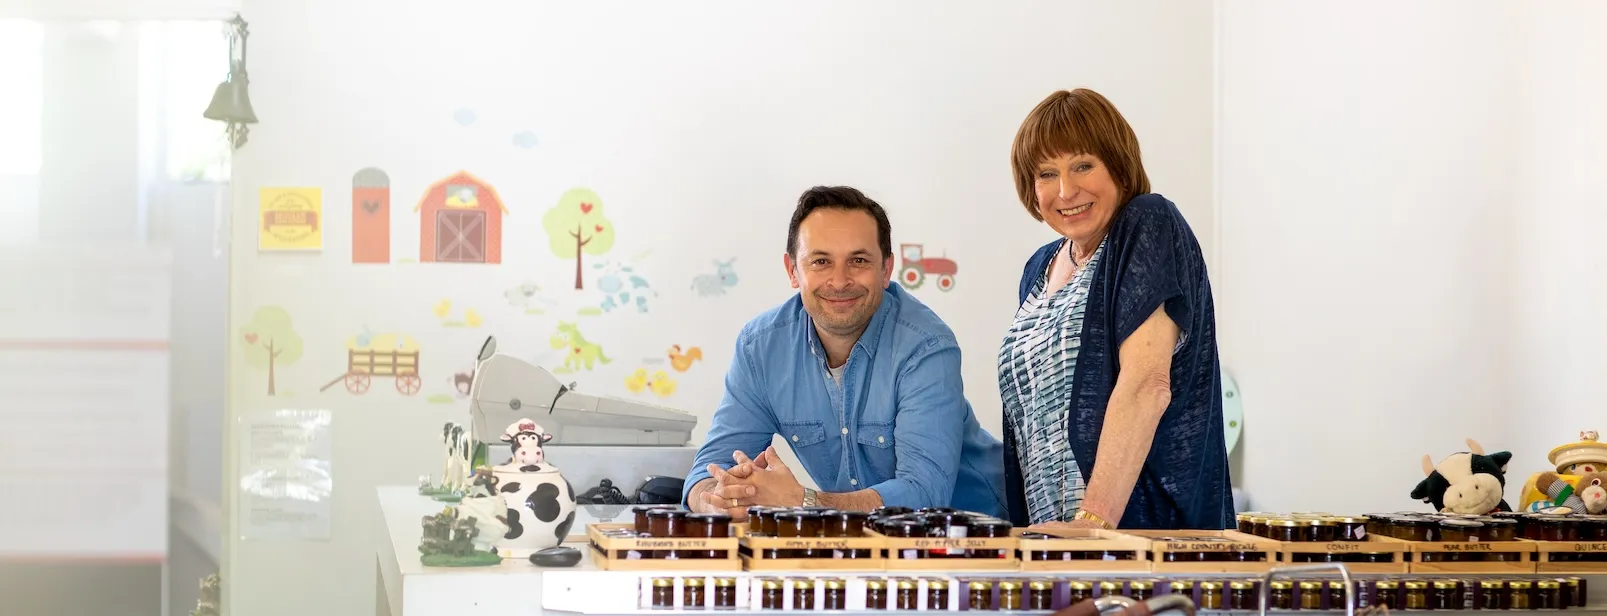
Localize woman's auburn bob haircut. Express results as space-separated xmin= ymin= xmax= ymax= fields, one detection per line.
xmin=1010 ymin=88 xmax=1152 ymax=221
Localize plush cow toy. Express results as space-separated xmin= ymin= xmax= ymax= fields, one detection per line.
xmin=502 ymin=419 xmax=553 ymax=472
xmin=1411 ymin=438 xmax=1513 ymax=515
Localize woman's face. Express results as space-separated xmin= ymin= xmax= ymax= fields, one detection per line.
xmin=1034 ymin=152 xmax=1121 ymax=244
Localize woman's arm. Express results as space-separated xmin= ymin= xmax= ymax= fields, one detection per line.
xmin=1076 ymin=304 xmax=1180 ymax=527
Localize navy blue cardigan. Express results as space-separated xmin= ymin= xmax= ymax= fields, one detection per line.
xmin=1004 ymin=193 xmax=1234 ymax=530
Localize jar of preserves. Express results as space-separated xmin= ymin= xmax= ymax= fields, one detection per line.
xmin=927 ymin=579 xmax=950 ymax=610
xmin=999 ymin=581 xmax=1022 ymax=611
xmin=773 ymin=512 xmax=803 ymax=559
xmin=1540 ymin=515 xmax=1580 ymax=542
xmin=1199 ymin=582 xmax=1224 ymax=610
xmin=1238 ymin=512 xmax=1257 ymax=534
xmin=798 ymin=512 xmax=825 ymax=558
xmin=651 ymin=578 xmax=676 ymax=609
xmin=1577 ymin=515 xmax=1607 ymax=541
xmin=968 ymin=581 xmax=993 ymax=610
xmin=761 ymin=579 xmax=785 ymax=610
xmin=793 ymin=579 xmax=816 ymax=610
xmin=1100 ymin=581 xmax=1124 ymax=600
xmin=1537 ymin=580 xmax=1562 ymax=610
xmin=1269 ymin=581 xmax=1294 ymax=610
xmin=686 ymin=513 xmax=732 ymax=559
xmin=1365 ymin=514 xmax=1397 ymax=539
xmin=1478 ymin=580 xmax=1507 ymax=611
xmin=713 ymin=578 xmax=737 ymax=610
xmin=1229 ymin=581 xmax=1256 ymax=611
xmin=1510 ymin=581 xmax=1533 ymax=610
xmin=896 ymin=579 xmax=919 ymax=610
xmin=746 ymin=506 xmax=770 ymax=535
xmin=1478 ymin=517 xmax=1518 ymax=541
xmin=1403 ymin=581 xmax=1429 ymax=610
xmin=648 ymin=509 xmax=688 ymax=559
xmin=824 ymin=511 xmax=869 ymax=558
xmin=883 ymin=517 xmax=927 ymax=561
xmin=635 ymin=505 xmax=671 ymax=533
xmin=1169 ymin=580 xmax=1195 ymax=602
xmin=1028 ymin=581 xmax=1055 ymax=610
xmin=1374 ymin=581 xmax=1400 ymax=610
xmin=1431 ymin=580 xmax=1461 ymax=610
xmin=822 ymin=579 xmax=845 ymax=611
xmin=1308 ymin=518 xmax=1338 ymax=543
xmin=1252 ymin=515 xmax=1273 ymax=538
xmin=1299 ymin=581 xmax=1323 ymax=610
xmin=966 ymin=519 xmax=1013 ymax=558
xmin=865 ymin=579 xmax=888 ymax=610
xmin=1330 ymin=516 xmax=1371 ymax=541
xmin=1330 ymin=581 xmax=1351 ymax=610
xmin=683 ymin=577 xmax=706 ymax=609
xmin=924 ymin=512 xmax=971 ymax=558
xmin=1440 ymin=519 xmax=1485 ymax=542
xmin=1069 ymin=581 xmax=1094 ymax=605
xmin=1566 ymin=577 xmax=1585 ymax=608
xmin=1397 ymin=517 xmax=1438 ymax=541
xmin=1130 ymin=581 xmax=1154 ymax=601
xmin=1271 ymin=519 xmax=1309 ymax=542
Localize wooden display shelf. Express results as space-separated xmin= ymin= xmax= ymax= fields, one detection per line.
xmin=865 ymin=528 xmax=1020 ymax=571
xmin=586 ymin=523 xmax=742 ymax=571
xmin=1119 ymin=529 xmax=1280 ymax=573
xmin=735 ymin=526 xmax=887 ymax=571
xmin=1370 ymin=535 xmax=1537 ymax=574
xmin=1525 ymin=539 xmax=1607 ymax=574
xmin=1013 ymin=528 xmax=1153 ymax=572
xmin=1274 ymin=537 xmax=1410 ymax=574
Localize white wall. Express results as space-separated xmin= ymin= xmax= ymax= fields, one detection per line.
xmin=224 ymin=2 xmax=1214 ymax=614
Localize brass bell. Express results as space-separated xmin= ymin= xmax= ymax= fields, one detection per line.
xmin=202 ymin=75 xmax=256 ymax=125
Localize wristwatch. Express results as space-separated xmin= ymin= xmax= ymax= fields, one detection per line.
xmin=802 ymin=488 xmax=818 ymax=507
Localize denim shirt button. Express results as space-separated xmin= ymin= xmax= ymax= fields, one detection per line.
xmin=850 ymin=479 xmax=857 ymax=486
xmin=840 ymin=427 xmax=848 ymax=435
xmin=877 ymin=436 xmax=885 ymax=443
xmin=791 ymin=435 xmax=799 ymax=442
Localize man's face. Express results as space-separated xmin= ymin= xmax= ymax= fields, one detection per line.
xmin=785 ymin=208 xmax=893 ymax=339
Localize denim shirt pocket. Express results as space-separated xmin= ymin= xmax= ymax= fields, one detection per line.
xmin=855 ymin=421 xmax=896 ymax=480
xmin=779 ymin=419 xmax=837 ymax=481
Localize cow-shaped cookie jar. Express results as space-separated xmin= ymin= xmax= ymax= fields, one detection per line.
xmin=489 ymin=418 xmax=578 ymax=556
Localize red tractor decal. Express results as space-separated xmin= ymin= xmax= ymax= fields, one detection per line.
xmin=897 ymin=243 xmax=957 ymax=292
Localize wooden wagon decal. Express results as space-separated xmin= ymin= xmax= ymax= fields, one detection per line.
xmin=415 ymin=171 xmax=508 ymax=264
xmin=320 ymin=331 xmax=423 ymax=395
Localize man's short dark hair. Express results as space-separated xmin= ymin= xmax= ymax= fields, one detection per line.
xmin=785 ymin=186 xmax=893 ymax=260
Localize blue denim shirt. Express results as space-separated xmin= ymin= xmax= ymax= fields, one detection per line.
xmin=681 ymin=284 xmax=1007 ymax=516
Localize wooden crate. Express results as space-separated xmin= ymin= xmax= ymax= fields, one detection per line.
xmin=1120 ymin=529 xmax=1280 ymax=573
xmin=1275 ymin=537 xmax=1410 ymax=574
xmin=586 ymin=523 xmax=741 ymax=571
xmin=1370 ymin=535 xmax=1537 ymax=574
xmin=735 ymin=526 xmax=887 ymax=571
xmin=1525 ymin=539 xmax=1607 ymax=574
xmin=865 ymin=528 xmax=1020 ymax=571
xmin=1014 ymin=528 xmax=1153 ymax=572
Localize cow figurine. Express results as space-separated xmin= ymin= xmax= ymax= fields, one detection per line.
xmin=1411 ymin=438 xmax=1514 ymax=515
xmin=491 ymin=418 xmax=578 ymax=555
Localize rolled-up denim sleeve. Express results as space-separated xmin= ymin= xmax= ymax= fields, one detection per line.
xmin=867 ymin=336 xmax=967 ymax=509
xmin=681 ymin=336 xmax=778 ymax=507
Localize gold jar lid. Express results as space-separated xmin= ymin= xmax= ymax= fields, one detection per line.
xmin=825 ymin=579 xmax=844 ymax=590
xmin=1375 ymin=581 xmax=1399 ymax=589
xmin=927 ymin=579 xmax=949 ymax=590
xmin=1566 ymin=578 xmax=1583 ymax=586
xmin=1434 ymin=581 xmax=1460 ymax=590
xmin=1171 ymin=580 xmax=1195 ymax=589
xmin=970 ymin=581 xmax=993 ymax=591
xmin=1249 ymin=515 xmax=1270 ymax=524
xmin=1029 ymin=581 xmax=1053 ymax=591
xmin=684 ymin=577 xmax=705 ymax=587
xmin=1200 ymin=582 xmax=1223 ymax=591
xmin=1100 ymin=581 xmax=1122 ymax=591
xmin=999 ymin=581 xmax=1021 ymax=591
xmin=1298 ymin=581 xmax=1321 ymax=590
xmin=1308 ymin=517 xmax=1335 ymax=526
xmin=793 ymin=579 xmax=814 ymax=589
xmin=897 ymin=579 xmax=918 ymax=590
xmin=1230 ymin=581 xmax=1254 ymax=590
xmin=1130 ymin=581 xmax=1154 ymax=591
xmin=1269 ymin=581 xmax=1293 ymax=590
xmin=1329 ymin=581 xmax=1348 ymax=590
xmin=1405 ymin=582 xmax=1428 ymax=590
xmin=1510 ymin=581 xmax=1533 ymax=590
xmin=1328 ymin=515 xmax=1371 ymax=523
xmin=865 ymin=580 xmax=886 ymax=590
xmin=653 ymin=578 xmax=675 ymax=587
xmin=1480 ymin=581 xmax=1506 ymax=589
xmin=1236 ymin=513 xmax=1254 ymax=521
xmin=1293 ymin=511 xmax=1334 ymax=516
xmin=1272 ymin=519 xmax=1301 ymax=528
xmin=1538 ymin=581 xmax=1561 ymax=590
xmin=1069 ymin=581 xmax=1094 ymax=590
xmin=715 ymin=578 xmax=736 ymax=587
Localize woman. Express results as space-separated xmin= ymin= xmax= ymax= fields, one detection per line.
xmin=996 ymin=88 xmax=1233 ymax=531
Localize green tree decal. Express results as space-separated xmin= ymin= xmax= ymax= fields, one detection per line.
xmin=240 ymin=306 xmax=305 ymax=395
xmin=542 ymin=187 xmax=616 ymax=289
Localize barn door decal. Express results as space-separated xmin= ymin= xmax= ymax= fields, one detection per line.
xmin=437 ymin=210 xmax=486 ymax=263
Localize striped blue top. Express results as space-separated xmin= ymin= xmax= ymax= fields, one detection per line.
xmin=997 ymin=239 xmax=1106 ymax=524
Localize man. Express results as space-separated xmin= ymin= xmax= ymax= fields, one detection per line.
xmin=681 ymin=186 xmax=1006 ymax=518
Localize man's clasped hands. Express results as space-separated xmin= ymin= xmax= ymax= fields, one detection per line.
xmin=694 ymin=445 xmax=807 ymax=520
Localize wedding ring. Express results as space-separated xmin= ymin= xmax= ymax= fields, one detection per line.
xmin=729 ymin=498 xmax=738 ymax=508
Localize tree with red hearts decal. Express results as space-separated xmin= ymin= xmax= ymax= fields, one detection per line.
xmin=240 ymin=306 xmax=304 ymax=395
xmin=542 ymin=187 xmax=616 ymax=289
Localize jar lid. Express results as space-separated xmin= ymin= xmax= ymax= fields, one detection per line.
xmin=927 ymin=579 xmax=948 ymax=589
xmin=1329 ymin=581 xmax=1348 ymax=589
xmin=1200 ymin=582 xmax=1223 ymax=590
xmin=1510 ymin=581 xmax=1533 ymax=589
xmin=824 ymin=579 xmax=845 ymax=590
xmin=1229 ymin=581 xmax=1254 ymax=590
xmin=866 ymin=580 xmax=886 ymax=590
xmin=1100 ymin=582 xmax=1122 ymax=590
xmin=684 ymin=577 xmax=705 ymax=587
xmin=1273 ymin=519 xmax=1302 ymax=527
xmin=1405 ymin=582 xmax=1428 ymax=590
xmin=1433 ymin=580 xmax=1459 ymax=589
xmin=1481 ymin=581 xmax=1506 ymax=589
xmin=634 ymin=504 xmax=675 ymax=514
xmin=835 ymin=510 xmax=870 ymax=520
xmin=1298 ymin=581 xmax=1321 ymax=590
xmin=1029 ymin=581 xmax=1053 ymax=591
xmin=1375 ymin=581 xmax=1399 ymax=589
xmin=917 ymin=507 xmax=959 ymax=514
xmin=688 ymin=512 xmax=733 ymax=522
xmin=969 ymin=581 xmax=992 ymax=590
xmin=897 ymin=580 xmax=918 ymax=590
xmin=647 ymin=508 xmax=685 ymax=519
xmin=1271 ymin=581 xmax=1294 ymax=590
xmin=968 ymin=518 xmax=1014 ymax=531
xmin=1440 ymin=519 xmax=1485 ymax=529
xmin=1069 ymin=581 xmax=1094 ymax=590
xmin=1000 ymin=581 xmax=1021 ymax=591
xmin=793 ymin=579 xmax=814 ymax=589
xmin=1548 ymin=430 xmax=1607 ymax=470
xmin=1307 ymin=518 xmax=1335 ymax=526
xmin=763 ymin=579 xmax=783 ymax=590
xmin=1171 ymin=581 xmax=1195 ymax=588
xmin=1327 ymin=515 xmax=1371 ymax=523
xmin=1130 ymin=581 xmax=1154 ymax=590
xmin=715 ymin=578 xmax=736 ymax=587
xmin=1539 ymin=581 xmax=1561 ymax=589
xmin=653 ymin=578 xmax=675 ymax=587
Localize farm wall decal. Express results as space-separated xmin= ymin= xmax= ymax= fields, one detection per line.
xmin=542 ymin=187 xmax=615 ymax=290
xmin=897 ymin=243 xmax=958 ymax=292
xmin=321 ymin=329 xmax=423 ymax=396
xmin=549 ymin=321 xmax=611 ymax=373
xmin=589 ymin=259 xmax=656 ymax=314
xmin=431 ymin=299 xmax=483 ymax=328
xmin=504 ymin=281 xmax=558 ymax=315
xmin=258 ymin=187 xmax=323 ymax=252
xmin=351 ymin=167 xmax=391 ymax=263
xmin=240 ymin=306 xmax=305 ymax=396
xmin=416 ymin=171 xmax=508 ymax=264
xmin=668 ymin=345 xmax=702 ymax=372
xmin=691 ymin=258 xmax=739 ymax=297
xmin=625 ymin=368 xmax=677 ymax=398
